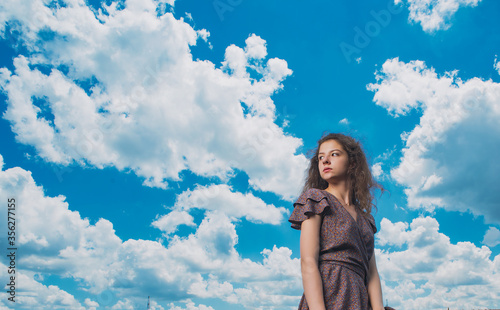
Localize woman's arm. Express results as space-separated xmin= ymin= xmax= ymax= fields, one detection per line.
xmin=300 ymin=214 xmax=326 ymax=310
xmin=367 ymin=252 xmax=385 ymax=310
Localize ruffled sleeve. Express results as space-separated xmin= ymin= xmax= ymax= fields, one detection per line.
xmin=288 ymin=188 xmax=331 ymax=230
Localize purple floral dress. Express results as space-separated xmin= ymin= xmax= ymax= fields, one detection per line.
xmin=289 ymin=188 xmax=377 ymax=310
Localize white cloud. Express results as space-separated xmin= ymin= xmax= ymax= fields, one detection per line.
xmin=152 ymin=184 xmax=289 ymax=236
xmin=111 ymin=299 xmax=135 ymax=310
xmin=494 ymin=56 xmax=500 ymax=75
xmin=368 ymin=58 xmax=500 ymax=224
xmin=371 ymin=162 xmax=383 ymax=179
xmin=0 ymin=261 xmax=85 ymax=309
xmin=396 ymin=0 xmax=481 ymax=32
xmin=150 ymin=300 xmax=167 ymax=310
xmin=377 ymin=218 xmax=410 ymax=247
xmin=376 ymin=217 xmax=500 ymax=309
xmin=483 ymin=227 xmax=500 ymax=248
xmin=168 ymin=299 xmax=214 ymax=310
xmin=244 ymin=34 xmax=268 ymax=60
xmin=152 ymin=210 xmax=196 ymax=236
xmin=339 ymin=118 xmax=349 ymax=125
xmin=84 ymin=298 xmax=99 ymax=310
xmin=0 ymin=0 xmax=305 ymax=200
xmin=0 ymin=158 xmax=301 ymax=309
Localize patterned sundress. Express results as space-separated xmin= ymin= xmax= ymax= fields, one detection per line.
xmin=289 ymin=188 xmax=377 ymax=310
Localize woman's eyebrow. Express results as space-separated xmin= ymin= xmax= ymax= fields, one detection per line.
xmin=318 ymin=149 xmax=342 ymax=155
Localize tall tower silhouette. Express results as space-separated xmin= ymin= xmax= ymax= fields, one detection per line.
xmin=147 ymin=296 xmax=150 ymax=310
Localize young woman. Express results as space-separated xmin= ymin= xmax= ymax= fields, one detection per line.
xmin=289 ymin=133 xmax=389 ymax=310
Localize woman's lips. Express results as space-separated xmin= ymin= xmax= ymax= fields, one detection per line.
xmin=323 ymin=168 xmax=332 ymax=172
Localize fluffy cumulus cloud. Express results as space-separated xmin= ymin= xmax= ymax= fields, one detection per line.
xmin=0 ymin=261 xmax=90 ymax=310
xmin=0 ymin=0 xmax=306 ymax=200
xmin=376 ymin=216 xmax=500 ymax=309
xmin=395 ymin=0 xmax=481 ymax=32
xmin=168 ymin=299 xmax=214 ymax=310
xmin=152 ymin=184 xmax=289 ymax=236
xmin=483 ymin=227 xmax=500 ymax=248
xmin=84 ymin=298 xmax=99 ymax=310
xmin=0 ymin=155 xmax=301 ymax=309
xmin=368 ymin=58 xmax=500 ymax=224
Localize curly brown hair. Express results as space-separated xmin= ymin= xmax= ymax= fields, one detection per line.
xmin=301 ymin=132 xmax=385 ymax=215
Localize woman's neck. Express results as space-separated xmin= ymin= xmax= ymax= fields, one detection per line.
xmin=325 ymin=180 xmax=351 ymax=206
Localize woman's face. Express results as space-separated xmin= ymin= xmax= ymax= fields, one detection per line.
xmin=318 ymin=139 xmax=350 ymax=182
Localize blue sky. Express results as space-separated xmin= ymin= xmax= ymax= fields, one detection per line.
xmin=0 ymin=0 xmax=499 ymax=309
